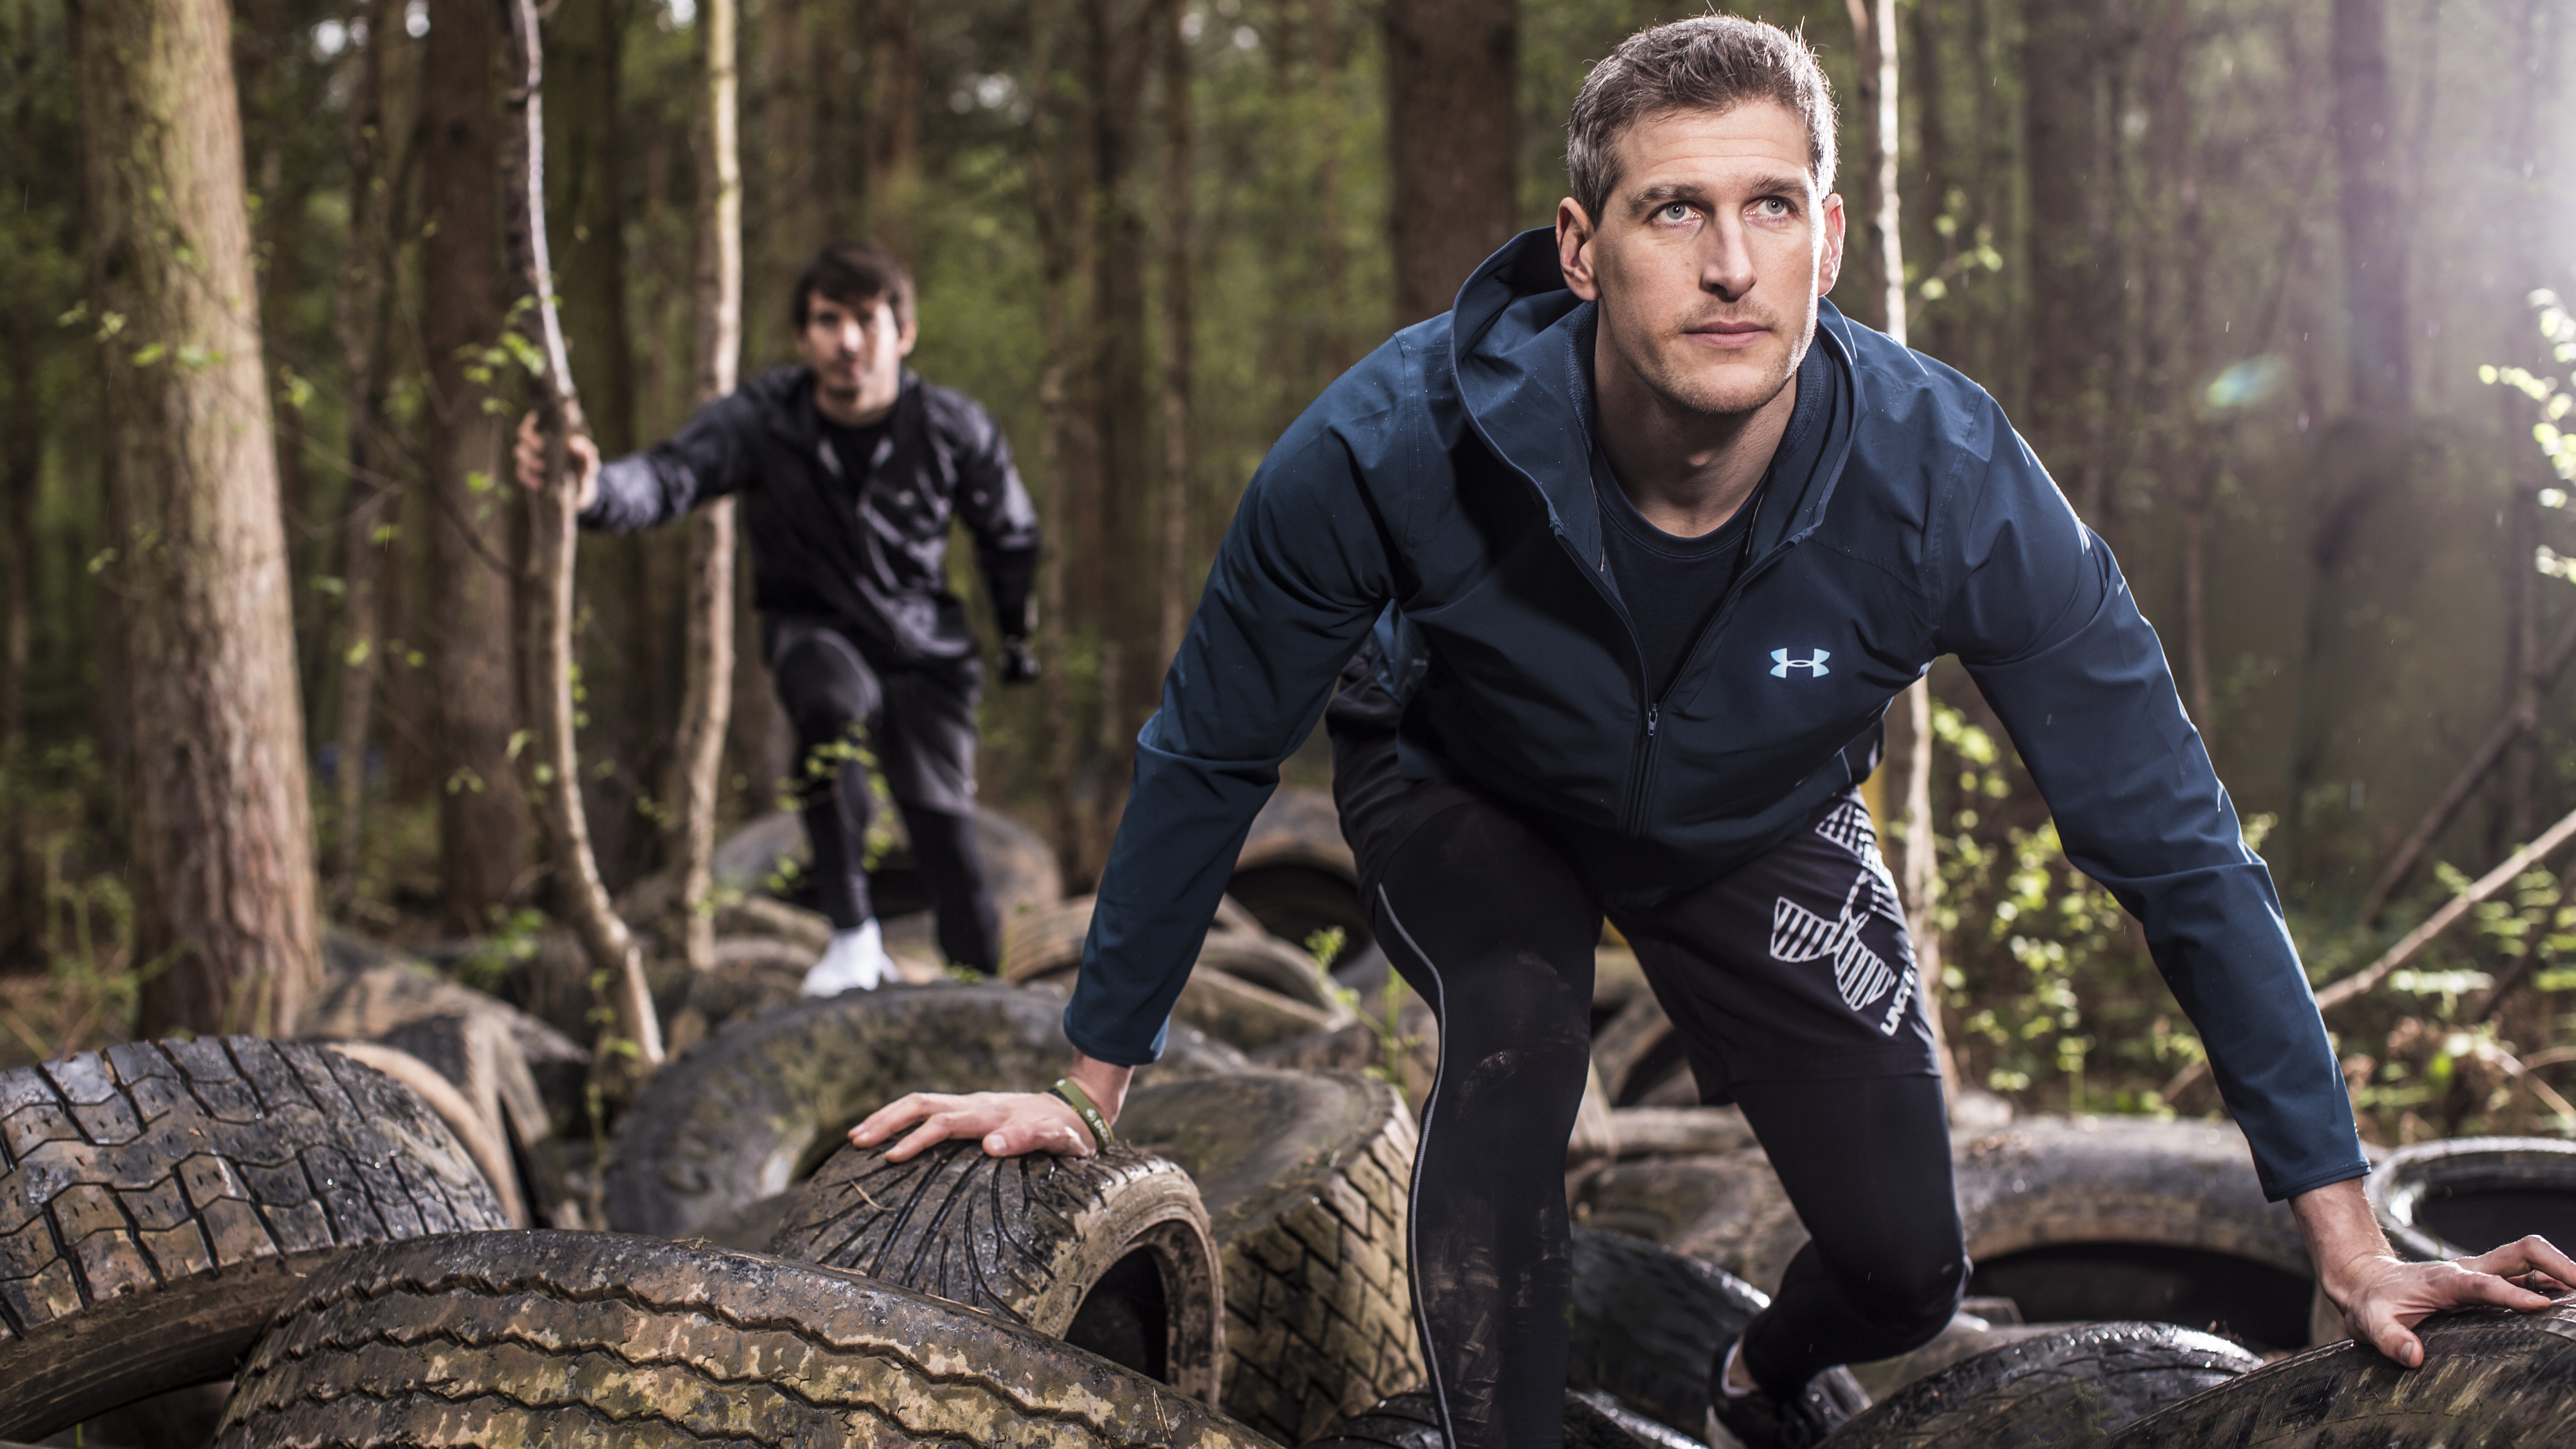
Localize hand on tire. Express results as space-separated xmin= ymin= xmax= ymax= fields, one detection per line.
xmin=852 ymin=1090 xmax=1097 ymax=1162
xmin=2336 ymin=1235 xmax=2576 ymax=1367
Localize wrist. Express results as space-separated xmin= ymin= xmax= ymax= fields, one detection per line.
xmin=1064 ymin=1054 xmax=1132 ymax=1126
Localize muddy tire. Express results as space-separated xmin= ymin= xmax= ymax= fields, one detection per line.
xmin=0 ymin=1039 xmax=510 ymax=1440
xmin=1954 ymin=1117 xmax=2311 ymax=1352
xmin=1821 ymin=1322 xmax=2258 ymax=1449
xmin=212 ymin=1230 xmax=1270 ymax=1449
xmin=2108 ymin=1293 xmax=2576 ymax=1447
xmin=768 ymin=1139 xmax=1225 ymax=1402
xmin=1006 ymin=895 xmax=1345 ymax=1013
xmin=1570 ymin=1150 xmax=1810 ymax=1295
xmin=2368 ymin=1136 xmax=2576 ymax=1262
xmin=1119 ymin=1071 xmax=1427 ymax=1443
xmin=1300 ymin=1389 xmax=1701 ymax=1449
xmin=320 ymin=1042 xmax=524 ymax=1228
xmin=603 ymin=981 xmax=1247 ymax=1240
xmin=1568 ymin=1226 xmax=1867 ymax=1440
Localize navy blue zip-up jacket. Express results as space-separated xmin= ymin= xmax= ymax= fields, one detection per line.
xmin=1070 ymin=230 xmax=2366 ymax=1202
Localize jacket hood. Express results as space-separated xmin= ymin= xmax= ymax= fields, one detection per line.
xmin=1448 ymin=227 xmax=1861 ymax=569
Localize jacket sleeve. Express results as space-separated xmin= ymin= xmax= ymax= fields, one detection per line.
xmin=1936 ymin=418 xmax=2368 ymax=1202
xmin=950 ymin=400 xmax=1042 ymax=638
xmin=1063 ymin=408 xmax=1401 ymax=1065
xmin=578 ymin=388 xmax=763 ymax=534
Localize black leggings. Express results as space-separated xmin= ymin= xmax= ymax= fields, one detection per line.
xmin=1372 ymin=793 xmax=1964 ymax=1449
xmin=768 ymin=617 xmax=1000 ymax=971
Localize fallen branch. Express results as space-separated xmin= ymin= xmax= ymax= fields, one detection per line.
xmin=498 ymin=0 xmax=664 ymax=1079
xmin=2162 ymin=803 xmax=2576 ymax=1106
xmin=2360 ymin=607 xmax=2576 ymax=925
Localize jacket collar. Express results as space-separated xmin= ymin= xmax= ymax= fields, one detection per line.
xmin=1449 ymin=227 xmax=1864 ymax=565
xmin=764 ymin=368 xmax=924 ymax=480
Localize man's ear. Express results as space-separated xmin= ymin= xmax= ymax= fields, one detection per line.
xmin=1557 ymin=198 xmax=1601 ymax=301
xmin=897 ymin=317 xmax=919 ymax=358
xmin=1817 ymin=190 xmax=1847 ymax=298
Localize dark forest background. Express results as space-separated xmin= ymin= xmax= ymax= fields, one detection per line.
xmin=4 ymin=0 xmax=2575 ymax=1138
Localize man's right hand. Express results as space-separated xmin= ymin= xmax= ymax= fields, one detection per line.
xmin=515 ymin=411 xmax=601 ymax=510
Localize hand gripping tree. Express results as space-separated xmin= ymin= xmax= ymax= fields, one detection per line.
xmin=498 ymin=0 xmax=666 ymax=1081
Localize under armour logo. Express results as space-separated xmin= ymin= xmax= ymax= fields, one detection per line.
xmin=1770 ymin=649 xmax=1831 ymax=678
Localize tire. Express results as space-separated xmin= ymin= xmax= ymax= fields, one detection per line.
xmin=703 ymin=806 xmax=1064 ymax=919
xmin=1299 ymin=1389 xmax=1705 ymax=1449
xmin=1006 ymin=895 xmax=1345 ymax=1012
xmin=320 ymin=1042 xmax=524 ymax=1228
xmin=1570 ymin=1150 xmax=1811 ymax=1296
xmin=298 ymin=954 xmax=590 ymax=1127
xmin=1232 ymin=787 xmax=1372 ymax=960
xmin=1819 ymin=1322 xmax=2259 ymax=1449
xmin=211 ymin=1230 xmax=1272 ymax=1449
xmin=2367 ymin=1136 xmax=2576 ymax=1262
xmin=1119 ymin=1071 xmax=1427 ymax=1444
xmin=1591 ymin=992 xmax=1700 ymax=1108
xmin=1567 ymin=1226 xmax=1869 ymax=1440
xmin=0 ymin=1038 xmax=511 ymax=1440
xmin=603 ymin=980 xmax=1247 ymax=1239
xmin=2106 ymin=1295 xmax=2576 ymax=1447
xmin=768 ymin=1139 xmax=1225 ymax=1403
xmin=1954 ymin=1117 xmax=2311 ymax=1352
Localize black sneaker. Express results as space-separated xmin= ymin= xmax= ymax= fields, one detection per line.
xmin=1705 ymin=1337 xmax=1853 ymax=1449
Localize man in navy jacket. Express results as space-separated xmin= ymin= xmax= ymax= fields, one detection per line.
xmin=858 ymin=18 xmax=2571 ymax=1448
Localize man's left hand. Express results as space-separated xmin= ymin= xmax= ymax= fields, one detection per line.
xmin=999 ymin=637 xmax=1039 ymax=684
xmin=2297 ymin=1176 xmax=2576 ymax=1365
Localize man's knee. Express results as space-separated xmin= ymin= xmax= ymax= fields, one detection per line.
xmin=773 ymin=635 xmax=880 ymax=744
xmin=1842 ymin=1238 xmax=1969 ymax=1349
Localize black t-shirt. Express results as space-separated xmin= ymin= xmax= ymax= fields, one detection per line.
xmin=818 ymin=413 xmax=893 ymax=499
xmin=1592 ymin=339 xmax=1841 ymax=699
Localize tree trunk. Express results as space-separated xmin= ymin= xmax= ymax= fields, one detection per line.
xmin=2495 ymin=0 xmax=2557 ymax=850
xmin=421 ymin=0 xmax=528 ymax=935
xmin=497 ymin=0 xmax=665 ymax=1074
xmin=2330 ymin=0 xmax=2408 ymax=416
xmin=326 ymin=0 xmax=405 ymax=897
xmin=72 ymin=0 xmax=322 ymax=1037
xmin=1154 ymin=0 xmax=1191 ymax=669
xmin=1308 ymin=0 xmax=1350 ymax=379
xmin=1385 ymin=0 xmax=1515 ymax=327
xmin=667 ymin=0 xmax=741 ymax=975
xmin=1085 ymin=0 xmax=1155 ymax=843
xmin=2 ymin=0 xmax=44 ymax=966
xmin=863 ymin=0 xmax=918 ymax=248
xmin=1029 ymin=0 xmax=1093 ymax=879
xmin=752 ymin=0 xmax=819 ymax=367
xmin=2021 ymin=0 xmax=2116 ymax=526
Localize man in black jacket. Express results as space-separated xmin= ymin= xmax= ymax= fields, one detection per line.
xmin=516 ymin=240 xmax=1041 ymax=993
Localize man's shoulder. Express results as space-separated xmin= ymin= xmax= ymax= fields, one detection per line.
xmin=1826 ymin=313 xmax=2015 ymax=488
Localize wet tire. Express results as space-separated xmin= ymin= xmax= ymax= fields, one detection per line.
xmin=211 ymin=1230 xmax=1272 ymax=1449
xmin=1820 ymin=1322 xmax=2259 ymax=1449
xmin=1568 ymin=1226 xmax=1868 ymax=1440
xmin=0 ymin=1039 xmax=510 ymax=1440
xmin=2368 ymin=1136 xmax=2576 ymax=1262
xmin=320 ymin=1042 xmax=524 ymax=1228
xmin=1300 ymin=1389 xmax=1703 ymax=1448
xmin=1120 ymin=1071 xmax=1427 ymax=1443
xmin=767 ymin=1139 xmax=1225 ymax=1403
xmin=603 ymin=980 xmax=1247 ymax=1239
xmin=2107 ymin=1294 xmax=2576 ymax=1447
xmin=1954 ymin=1117 xmax=2312 ymax=1352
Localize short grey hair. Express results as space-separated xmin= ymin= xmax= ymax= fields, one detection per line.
xmin=1566 ymin=16 xmax=1838 ymax=225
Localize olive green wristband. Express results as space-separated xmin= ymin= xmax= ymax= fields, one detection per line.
xmin=1050 ymin=1078 xmax=1115 ymax=1150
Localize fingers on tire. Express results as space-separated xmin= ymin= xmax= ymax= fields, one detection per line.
xmin=768 ymin=1138 xmax=1225 ymax=1404
xmin=212 ymin=1231 xmax=1270 ymax=1449
xmin=1120 ymin=1071 xmax=1427 ymax=1443
xmin=1827 ymin=1321 xmax=2259 ymax=1449
xmin=2109 ymin=1295 xmax=2576 ymax=1447
xmin=0 ymin=1039 xmax=511 ymax=1440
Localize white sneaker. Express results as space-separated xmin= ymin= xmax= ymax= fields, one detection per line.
xmin=802 ymin=920 xmax=894 ymax=996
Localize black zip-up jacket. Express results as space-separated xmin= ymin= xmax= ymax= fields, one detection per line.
xmin=581 ymin=367 xmax=1041 ymax=666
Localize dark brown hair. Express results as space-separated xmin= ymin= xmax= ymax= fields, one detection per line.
xmin=1565 ymin=16 xmax=1837 ymax=225
xmin=792 ymin=240 xmax=915 ymax=330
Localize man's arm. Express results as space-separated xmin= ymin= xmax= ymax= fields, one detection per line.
xmin=514 ymin=387 xmax=760 ymax=532
xmin=946 ymin=396 xmax=1042 ymax=681
xmin=1940 ymin=412 xmax=2571 ymax=1351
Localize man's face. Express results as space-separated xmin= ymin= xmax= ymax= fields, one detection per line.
xmin=1557 ymin=100 xmax=1843 ymax=420
xmin=796 ymin=292 xmax=916 ymax=418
